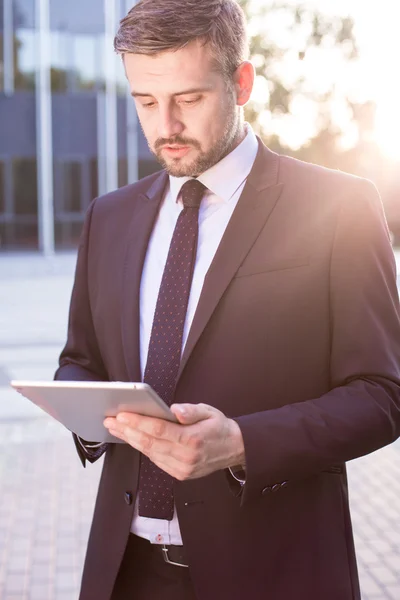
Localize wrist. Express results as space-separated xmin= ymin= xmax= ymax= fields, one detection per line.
xmin=227 ymin=418 xmax=246 ymax=468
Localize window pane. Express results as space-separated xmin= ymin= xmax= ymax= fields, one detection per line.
xmin=50 ymin=31 xmax=70 ymax=92
xmin=73 ymin=34 xmax=99 ymax=91
xmin=50 ymin=0 xmax=105 ymax=35
xmin=0 ymin=32 xmax=3 ymax=94
xmin=13 ymin=159 xmax=38 ymax=215
xmin=0 ymin=163 xmax=5 ymax=213
xmin=0 ymin=222 xmax=38 ymax=250
xmin=58 ymin=162 xmax=82 ymax=213
xmin=14 ymin=28 xmax=36 ymax=90
xmin=118 ymin=159 xmax=128 ymax=189
xmin=55 ymin=220 xmax=84 ymax=250
xmin=90 ymin=159 xmax=99 ymax=199
xmin=1 ymin=1 xmax=36 ymax=92
xmin=50 ymin=31 xmax=103 ymax=92
xmin=13 ymin=0 xmax=36 ymax=29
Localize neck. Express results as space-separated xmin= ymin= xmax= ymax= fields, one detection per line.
xmin=232 ymin=124 xmax=247 ymax=151
xmin=225 ymin=119 xmax=247 ymax=160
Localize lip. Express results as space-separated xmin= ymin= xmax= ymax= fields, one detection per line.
xmin=163 ymin=146 xmax=190 ymax=158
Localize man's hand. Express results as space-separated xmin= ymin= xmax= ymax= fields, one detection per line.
xmin=103 ymin=403 xmax=245 ymax=481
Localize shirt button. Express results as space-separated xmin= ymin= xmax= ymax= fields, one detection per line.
xmin=156 ymin=534 xmax=163 ymax=543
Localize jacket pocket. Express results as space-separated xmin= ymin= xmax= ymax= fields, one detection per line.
xmin=235 ymin=256 xmax=309 ymax=278
xmin=323 ymin=465 xmax=344 ymax=475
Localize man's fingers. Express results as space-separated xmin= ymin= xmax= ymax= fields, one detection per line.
xmin=105 ymin=413 xmax=180 ymax=442
xmin=170 ymin=403 xmax=215 ymax=425
xmin=154 ymin=453 xmax=199 ymax=481
xmin=108 ymin=428 xmax=126 ymax=443
xmin=105 ymin=403 xmax=216 ymax=440
xmin=106 ymin=421 xmax=200 ymax=477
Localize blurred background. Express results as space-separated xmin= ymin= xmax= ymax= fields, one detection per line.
xmin=0 ymin=0 xmax=399 ymax=254
xmin=0 ymin=1 xmax=399 ymax=599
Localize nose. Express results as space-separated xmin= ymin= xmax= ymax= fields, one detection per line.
xmin=157 ymin=104 xmax=184 ymax=140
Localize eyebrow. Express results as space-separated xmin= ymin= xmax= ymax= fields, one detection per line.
xmin=131 ymin=87 xmax=212 ymax=98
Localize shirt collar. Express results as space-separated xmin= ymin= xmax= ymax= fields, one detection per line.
xmin=168 ymin=123 xmax=259 ymax=205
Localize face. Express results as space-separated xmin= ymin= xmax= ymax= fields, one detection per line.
xmin=124 ymin=41 xmax=253 ymax=177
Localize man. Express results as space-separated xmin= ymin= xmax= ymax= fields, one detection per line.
xmin=55 ymin=1 xmax=400 ymax=599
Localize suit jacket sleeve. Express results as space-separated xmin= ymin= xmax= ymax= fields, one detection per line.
xmin=54 ymin=198 xmax=109 ymax=467
xmin=235 ymin=179 xmax=400 ymax=505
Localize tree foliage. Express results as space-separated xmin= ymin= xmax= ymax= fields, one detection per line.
xmin=238 ymin=1 xmax=400 ymax=226
xmin=238 ymin=0 xmax=363 ymax=161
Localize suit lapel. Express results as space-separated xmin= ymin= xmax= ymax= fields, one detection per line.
xmin=121 ymin=171 xmax=168 ymax=382
xmin=178 ymin=142 xmax=284 ymax=380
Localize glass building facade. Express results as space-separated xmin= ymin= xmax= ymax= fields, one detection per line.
xmin=0 ymin=0 xmax=158 ymax=252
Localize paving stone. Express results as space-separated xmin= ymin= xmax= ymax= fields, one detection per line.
xmin=56 ymin=553 xmax=76 ymax=568
xmin=33 ymin=528 xmax=53 ymax=544
xmin=54 ymin=570 xmax=77 ymax=591
xmin=360 ymin=573 xmax=385 ymax=596
xmin=385 ymin=531 xmax=400 ymax=546
xmin=368 ymin=541 xmax=396 ymax=555
xmin=55 ymin=592 xmax=78 ymax=600
xmin=357 ymin=548 xmax=383 ymax=566
xmin=31 ymin=545 xmax=54 ymax=564
xmin=9 ymin=539 xmax=31 ymax=554
xmin=5 ymin=572 xmax=27 ymax=593
xmin=7 ymin=555 xmax=30 ymax=572
xmin=369 ymin=566 xmax=398 ymax=585
xmin=30 ymin=563 xmax=53 ymax=581
xmin=381 ymin=553 xmax=400 ymax=572
xmin=28 ymin=583 xmax=51 ymax=600
xmin=385 ymin=585 xmax=400 ymax=600
xmin=56 ymin=537 xmax=79 ymax=551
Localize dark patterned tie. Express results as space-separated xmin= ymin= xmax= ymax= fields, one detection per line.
xmin=138 ymin=179 xmax=206 ymax=520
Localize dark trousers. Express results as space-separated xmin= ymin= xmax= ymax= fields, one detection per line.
xmin=111 ymin=534 xmax=198 ymax=600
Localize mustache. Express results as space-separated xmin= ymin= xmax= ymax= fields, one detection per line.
xmin=155 ymin=137 xmax=201 ymax=150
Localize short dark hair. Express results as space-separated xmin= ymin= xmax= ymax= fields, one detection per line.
xmin=114 ymin=0 xmax=249 ymax=79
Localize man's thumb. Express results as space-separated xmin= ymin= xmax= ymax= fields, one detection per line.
xmin=170 ymin=403 xmax=210 ymax=425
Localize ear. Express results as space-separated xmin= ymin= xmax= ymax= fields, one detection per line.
xmin=234 ymin=61 xmax=255 ymax=107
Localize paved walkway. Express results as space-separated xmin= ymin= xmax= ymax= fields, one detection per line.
xmin=0 ymin=252 xmax=399 ymax=599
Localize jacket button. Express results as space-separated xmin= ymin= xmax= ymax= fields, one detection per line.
xmin=124 ymin=492 xmax=133 ymax=505
xmin=262 ymin=486 xmax=272 ymax=496
xmin=271 ymin=484 xmax=281 ymax=493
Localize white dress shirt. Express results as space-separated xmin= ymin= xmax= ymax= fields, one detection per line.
xmin=131 ymin=124 xmax=259 ymax=545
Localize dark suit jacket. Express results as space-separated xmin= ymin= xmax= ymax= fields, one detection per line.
xmin=55 ymin=139 xmax=400 ymax=600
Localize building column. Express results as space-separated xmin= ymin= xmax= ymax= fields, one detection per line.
xmin=125 ymin=0 xmax=139 ymax=184
xmin=3 ymin=0 xmax=14 ymax=96
xmin=98 ymin=0 xmax=119 ymax=194
xmin=35 ymin=0 xmax=55 ymax=255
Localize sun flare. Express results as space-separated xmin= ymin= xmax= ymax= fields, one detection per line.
xmin=375 ymin=98 xmax=400 ymax=161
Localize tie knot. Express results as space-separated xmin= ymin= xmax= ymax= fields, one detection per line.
xmin=180 ymin=179 xmax=206 ymax=209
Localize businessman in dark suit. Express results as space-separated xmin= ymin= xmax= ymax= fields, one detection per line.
xmin=55 ymin=1 xmax=400 ymax=599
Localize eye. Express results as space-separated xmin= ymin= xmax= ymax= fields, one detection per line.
xmin=143 ymin=101 xmax=156 ymax=108
xmin=179 ymin=97 xmax=201 ymax=106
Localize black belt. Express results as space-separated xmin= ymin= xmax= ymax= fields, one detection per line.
xmin=153 ymin=543 xmax=189 ymax=568
xmin=131 ymin=534 xmax=189 ymax=568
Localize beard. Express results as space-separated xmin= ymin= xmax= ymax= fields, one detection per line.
xmin=143 ymin=98 xmax=242 ymax=178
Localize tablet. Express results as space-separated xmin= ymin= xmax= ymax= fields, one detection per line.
xmin=10 ymin=380 xmax=178 ymax=444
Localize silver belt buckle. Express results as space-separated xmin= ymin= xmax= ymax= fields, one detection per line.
xmin=161 ymin=544 xmax=189 ymax=568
